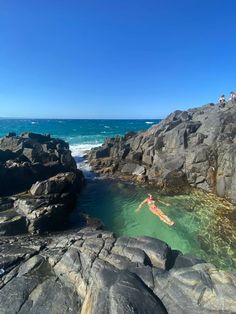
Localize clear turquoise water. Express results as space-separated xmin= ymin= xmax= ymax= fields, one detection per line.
xmin=71 ymin=179 xmax=236 ymax=271
xmin=0 ymin=119 xmax=235 ymax=271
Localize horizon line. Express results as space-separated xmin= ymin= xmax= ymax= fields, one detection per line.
xmin=0 ymin=117 xmax=162 ymax=120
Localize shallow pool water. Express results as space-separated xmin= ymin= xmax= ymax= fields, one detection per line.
xmin=70 ymin=178 xmax=236 ymax=271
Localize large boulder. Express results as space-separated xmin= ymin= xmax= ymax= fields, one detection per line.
xmin=0 ymin=132 xmax=77 ymax=197
xmin=30 ymin=172 xmax=77 ymax=196
xmin=0 ymin=172 xmax=84 ymax=235
xmin=0 ymin=133 xmax=84 ymax=235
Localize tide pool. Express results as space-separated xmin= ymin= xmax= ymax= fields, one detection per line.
xmin=70 ymin=177 xmax=236 ymax=272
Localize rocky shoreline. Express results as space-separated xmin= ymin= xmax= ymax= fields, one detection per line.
xmin=0 ymin=130 xmax=235 ymax=313
xmin=0 ymin=227 xmax=236 ymax=314
xmin=88 ymin=100 xmax=236 ymax=203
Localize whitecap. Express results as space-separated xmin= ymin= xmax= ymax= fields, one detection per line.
xmin=77 ymin=160 xmax=96 ymax=179
xmin=145 ymin=121 xmax=154 ymax=124
xmin=70 ymin=144 xmax=101 ymax=179
xmin=104 ymin=125 xmax=110 ymax=128
xmin=31 ymin=121 xmax=38 ymax=125
xmin=70 ymin=143 xmax=102 ymax=157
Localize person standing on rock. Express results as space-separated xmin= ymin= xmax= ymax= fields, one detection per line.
xmin=229 ymin=91 xmax=236 ymax=103
xmin=135 ymin=194 xmax=175 ymax=226
xmin=218 ymin=95 xmax=226 ymax=107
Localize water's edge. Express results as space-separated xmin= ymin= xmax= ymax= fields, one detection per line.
xmin=70 ymin=149 xmax=236 ymax=272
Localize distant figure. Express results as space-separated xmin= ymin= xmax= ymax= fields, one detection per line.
xmin=135 ymin=194 xmax=175 ymax=226
xmin=229 ymin=91 xmax=236 ymax=103
xmin=218 ymin=95 xmax=226 ymax=107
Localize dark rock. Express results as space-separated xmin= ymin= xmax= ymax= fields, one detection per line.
xmin=0 ymin=229 xmax=235 ymax=314
xmin=85 ymin=268 xmax=167 ymax=314
xmin=154 ymin=263 xmax=236 ymax=313
xmin=123 ymin=131 xmax=137 ymax=140
xmin=172 ymin=253 xmax=205 ymax=269
xmin=0 ymin=133 xmax=84 ymax=235
xmin=95 ymin=147 xmax=110 ymax=159
xmin=0 ymin=133 xmax=78 ymax=197
xmin=115 ymin=236 xmax=171 ymax=269
xmin=0 ymin=198 xmax=14 ymax=212
xmin=0 ymin=212 xmax=27 ymax=236
xmin=12 ymin=173 xmax=83 ymax=234
xmin=88 ymin=100 xmax=236 ymax=201
xmin=0 ymin=150 xmax=16 ymax=163
xmin=121 ymin=163 xmax=139 ymax=174
xmin=21 ymin=132 xmax=51 ymax=142
xmin=6 ymin=132 xmax=16 ymax=137
xmin=30 ymin=172 xmax=77 ymax=196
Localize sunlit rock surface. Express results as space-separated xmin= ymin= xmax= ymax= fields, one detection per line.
xmin=0 ymin=228 xmax=235 ymax=314
xmin=89 ymin=101 xmax=236 ymax=203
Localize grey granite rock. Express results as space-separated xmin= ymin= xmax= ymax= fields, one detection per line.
xmin=89 ymin=101 xmax=236 ymax=202
xmin=0 ymin=133 xmax=84 ymax=235
xmin=0 ymin=228 xmax=235 ymax=314
xmin=0 ymin=132 xmax=81 ymax=197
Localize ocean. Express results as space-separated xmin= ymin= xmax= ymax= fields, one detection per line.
xmin=0 ymin=118 xmax=159 ymax=156
xmin=0 ymin=118 xmax=235 ymax=271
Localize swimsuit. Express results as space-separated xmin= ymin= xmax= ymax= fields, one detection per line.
xmin=147 ymin=197 xmax=154 ymax=205
xmin=146 ymin=197 xmax=174 ymax=225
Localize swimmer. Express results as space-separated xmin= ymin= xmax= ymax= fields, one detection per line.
xmin=135 ymin=194 xmax=175 ymax=226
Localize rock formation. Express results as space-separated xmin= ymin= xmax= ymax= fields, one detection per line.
xmin=0 ymin=129 xmax=236 ymax=314
xmin=0 ymin=131 xmax=235 ymax=313
xmin=0 ymin=133 xmax=84 ymax=235
xmin=89 ymin=101 xmax=236 ymax=203
xmin=0 ymin=227 xmax=235 ymax=314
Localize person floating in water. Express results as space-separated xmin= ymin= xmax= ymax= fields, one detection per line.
xmin=135 ymin=194 xmax=175 ymax=226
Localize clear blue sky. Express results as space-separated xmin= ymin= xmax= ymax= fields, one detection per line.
xmin=0 ymin=0 xmax=236 ymax=119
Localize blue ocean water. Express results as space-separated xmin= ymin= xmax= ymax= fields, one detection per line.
xmin=0 ymin=119 xmax=159 ymax=156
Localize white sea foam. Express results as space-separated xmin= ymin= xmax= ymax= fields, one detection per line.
xmin=104 ymin=125 xmax=110 ymax=128
xmin=70 ymin=143 xmax=102 ymax=157
xmin=31 ymin=121 xmax=38 ymax=124
xmin=70 ymin=143 xmax=101 ymax=179
xmin=145 ymin=121 xmax=154 ymax=124
xmin=77 ymin=160 xmax=96 ymax=179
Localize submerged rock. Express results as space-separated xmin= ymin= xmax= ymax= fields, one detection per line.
xmin=0 ymin=228 xmax=235 ymax=314
xmin=88 ymin=101 xmax=236 ymax=202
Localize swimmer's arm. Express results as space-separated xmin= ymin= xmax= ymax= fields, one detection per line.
xmin=135 ymin=199 xmax=147 ymax=212
xmin=157 ymin=199 xmax=170 ymax=206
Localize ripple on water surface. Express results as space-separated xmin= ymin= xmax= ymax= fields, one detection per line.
xmin=70 ymin=179 xmax=236 ymax=271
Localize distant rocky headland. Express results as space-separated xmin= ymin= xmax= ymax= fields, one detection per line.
xmin=89 ymin=100 xmax=236 ymax=203
xmin=0 ymin=114 xmax=235 ymax=313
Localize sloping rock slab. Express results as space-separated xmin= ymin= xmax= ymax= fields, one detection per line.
xmin=0 ymin=228 xmax=235 ymax=314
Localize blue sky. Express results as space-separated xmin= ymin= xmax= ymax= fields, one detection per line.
xmin=0 ymin=0 xmax=236 ymax=119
